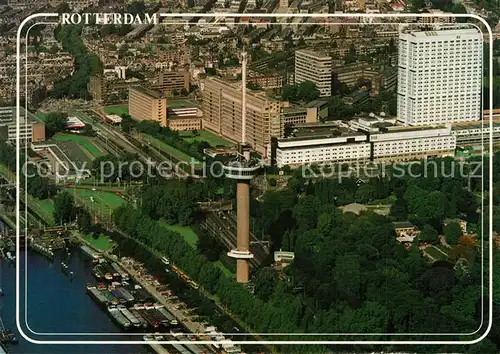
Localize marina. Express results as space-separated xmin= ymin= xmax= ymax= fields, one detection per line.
xmin=0 ymin=222 xmax=243 ymax=354
xmin=0 ymin=250 xmax=150 ymax=354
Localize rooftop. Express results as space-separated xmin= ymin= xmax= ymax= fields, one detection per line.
xmin=286 ymin=122 xmax=364 ymax=141
xmin=392 ymin=221 xmax=415 ymax=229
xmin=131 ymin=85 xmax=164 ymax=99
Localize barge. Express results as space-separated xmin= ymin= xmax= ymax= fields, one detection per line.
xmin=107 ymin=305 xmax=131 ymax=329
xmin=155 ymin=305 xmax=178 ymax=326
xmin=86 ymin=284 xmax=108 ymax=305
xmin=80 ymin=245 xmax=100 ymax=261
xmin=117 ymin=305 xmax=141 ymax=328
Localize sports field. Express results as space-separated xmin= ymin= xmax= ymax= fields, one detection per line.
xmin=68 ymin=188 xmax=126 ymax=214
xmin=179 ymin=130 xmax=233 ymax=147
xmin=53 ymin=134 xmax=107 ymax=160
xmin=103 ymin=105 xmax=129 ymax=116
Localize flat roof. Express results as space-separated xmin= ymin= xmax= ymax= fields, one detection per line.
xmin=286 ymin=125 xmax=364 ymax=142
xmin=304 ymin=100 xmax=329 ymax=109
xmin=295 ymin=49 xmax=331 ymax=59
xmin=131 ymin=85 xmax=164 ymax=99
xmin=392 ymin=221 xmax=415 ymax=229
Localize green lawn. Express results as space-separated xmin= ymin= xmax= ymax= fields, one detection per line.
xmin=142 ymin=134 xmax=201 ymax=165
xmin=180 ymin=130 xmax=234 ymax=147
xmin=53 ymin=134 xmax=106 ymax=159
xmin=168 ymin=100 xmax=192 ymax=108
xmin=159 ymin=220 xmax=199 ymax=248
xmin=424 ymin=246 xmax=448 ymax=261
xmin=103 ymin=105 xmax=129 ymax=116
xmin=28 ymin=196 xmax=55 ymax=225
xmin=82 ymin=233 xmax=114 ymax=251
xmin=67 ymin=188 xmax=126 ymax=212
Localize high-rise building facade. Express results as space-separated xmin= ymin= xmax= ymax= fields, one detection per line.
xmin=202 ymin=77 xmax=286 ymax=156
xmin=294 ymin=49 xmax=333 ymax=97
xmin=397 ymin=26 xmax=482 ymax=126
xmin=128 ymin=86 xmax=168 ymax=127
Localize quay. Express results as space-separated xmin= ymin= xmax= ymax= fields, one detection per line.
xmin=76 ymin=233 xmax=217 ymax=354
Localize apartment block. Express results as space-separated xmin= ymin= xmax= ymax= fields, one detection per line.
xmin=295 ymin=49 xmax=333 ymax=97
xmin=128 ymin=86 xmax=167 ymax=127
xmin=397 ymin=26 xmax=482 ymax=126
xmin=88 ymin=74 xmax=141 ymax=104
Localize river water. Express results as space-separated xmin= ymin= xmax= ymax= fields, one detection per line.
xmin=0 ymin=249 xmax=151 ymax=353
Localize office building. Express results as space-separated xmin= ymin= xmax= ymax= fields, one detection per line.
xmin=397 ymin=26 xmax=482 ymax=126
xmin=370 ymin=126 xmax=456 ymax=162
xmin=0 ymin=107 xmax=45 ymax=146
xmin=202 ymin=77 xmax=287 ymax=155
xmin=294 ymin=49 xmax=333 ymax=97
xmin=128 ymin=86 xmax=167 ymax=127
xmin=150 ymin=71 xmax=190 ymax=96
xmin=270 ymin=101 xmax=328 ymax=139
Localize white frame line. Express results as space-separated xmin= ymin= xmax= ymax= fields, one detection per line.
xmin=16 ymin=12 xmax=493 ymax=345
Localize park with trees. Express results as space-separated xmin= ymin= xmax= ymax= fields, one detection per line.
xmin=108 ymin=152 xmax=500 ymax=352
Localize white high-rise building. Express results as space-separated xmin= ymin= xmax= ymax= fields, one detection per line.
xmin=295 ymin=49 xmax=333 ymax=97
xmin=397 ymin=26 xmax=482 ymax=126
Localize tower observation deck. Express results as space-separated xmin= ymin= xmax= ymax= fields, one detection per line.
xmin=223 ymin=51 xmax=262 ymax=283
xmin=224 ymin=146 xmax=261 ymax=283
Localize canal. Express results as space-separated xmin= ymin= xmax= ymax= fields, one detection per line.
xmin=0 ymin=249 xmax=151 ymax=353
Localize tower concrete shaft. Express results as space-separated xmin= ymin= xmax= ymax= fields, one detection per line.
xmin=236 ymin=181 xmax=250 ymax=283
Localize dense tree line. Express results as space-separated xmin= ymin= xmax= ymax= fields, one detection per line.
xmin=49 ymin=24 xmax=102 ymax=99
xmin=92 ymin=153 xmax=156 ymax=183
xmin=110 ymin=152 xmax=500 ymax=352
xmin=281 ymin=81 xmax=320 ymax=103
xmin=53 ymin=190 xmax=91 ymax=230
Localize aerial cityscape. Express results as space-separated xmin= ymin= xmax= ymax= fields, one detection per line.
xmin=0 ymin=0 xmax=499 ymax=353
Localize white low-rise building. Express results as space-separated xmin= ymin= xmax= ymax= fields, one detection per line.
xmin=275 ymin=119 xmax=457 ymax=168
xmin=370 ymin=126 xmax=456 ymax=162
xmin=276 ymin=124 xmax=370 ymax=167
